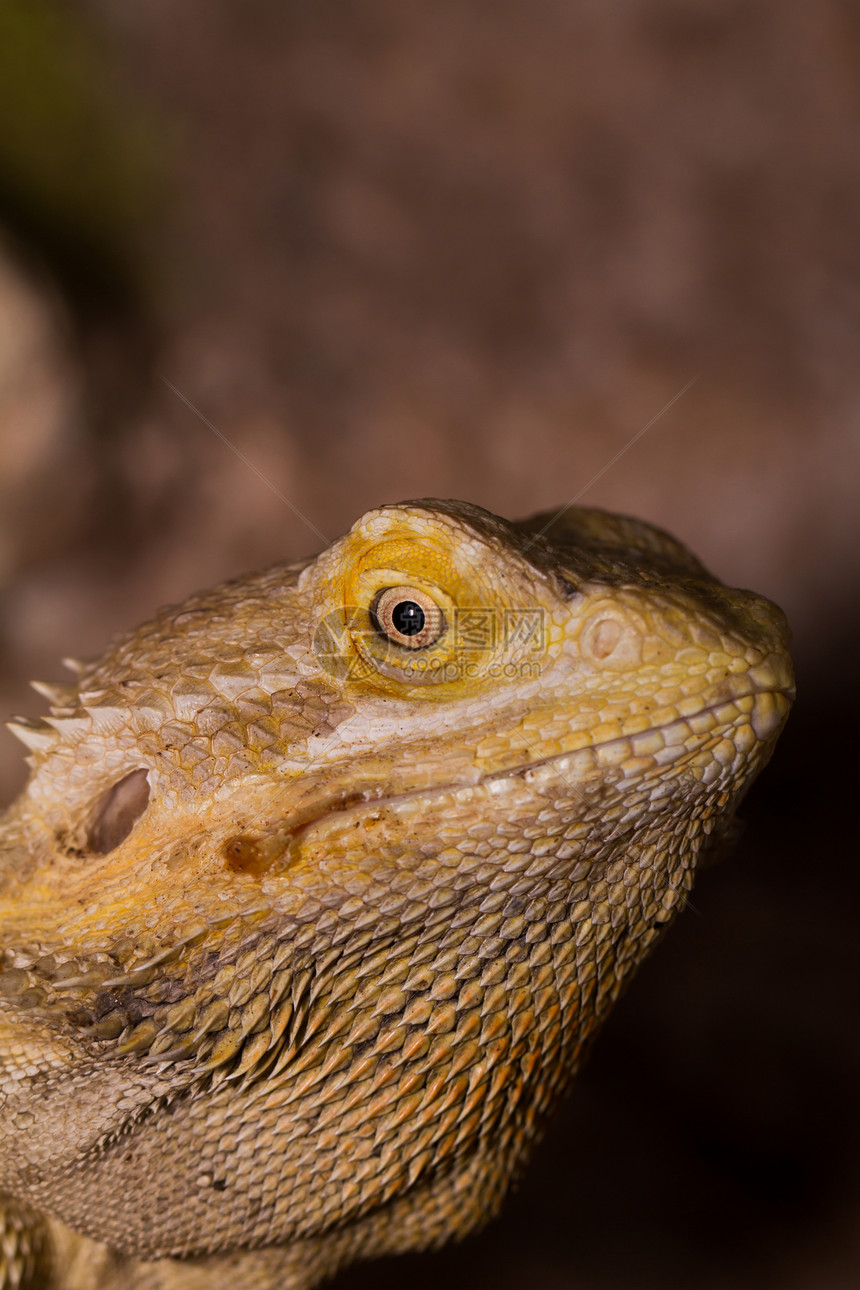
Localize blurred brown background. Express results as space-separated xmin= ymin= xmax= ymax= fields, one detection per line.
xmin=0 ymin=1 xmax=857 ymax=1286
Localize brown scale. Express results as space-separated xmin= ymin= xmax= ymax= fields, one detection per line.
xmin=0 ymin=501 xmax=793 ymax=1289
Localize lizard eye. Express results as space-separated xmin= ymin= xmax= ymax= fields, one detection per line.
xmin=372 ymin=587 xmax=445 ymax=650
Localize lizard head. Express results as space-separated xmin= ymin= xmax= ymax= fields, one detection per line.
xmin=0 ymin=500 xmax=793 ymax=1263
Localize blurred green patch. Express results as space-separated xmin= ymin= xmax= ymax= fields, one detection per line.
xmin=0 ymin=0 xmax=164 ymax=313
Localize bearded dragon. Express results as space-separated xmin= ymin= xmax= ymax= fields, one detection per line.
xmin=0 ymin=500 xmax=793 ymax=1289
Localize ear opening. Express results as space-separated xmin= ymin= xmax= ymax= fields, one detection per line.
xmin=86 ymin=768 xmax=151 ymax=855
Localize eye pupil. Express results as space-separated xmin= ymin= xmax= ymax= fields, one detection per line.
xmin=391 ymin=600 xmax=425 ymax=636
xmin=372 ymin=585 xmax=445 ymax=651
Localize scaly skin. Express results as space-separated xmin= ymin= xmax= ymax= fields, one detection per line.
xmin=0 ymin=500 xmax=793 ymax=1289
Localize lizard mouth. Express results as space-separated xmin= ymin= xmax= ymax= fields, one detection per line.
xmin=486 ymin=682 xmax=792 ymax=783
xmin=226 ymin=682 xmax=793 ymax=876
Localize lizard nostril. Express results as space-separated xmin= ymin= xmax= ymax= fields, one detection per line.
xmin=580 ymin=614 xmax=642 ymax=666
xmin=588 ymin=618 xmax=622 ymax=658
xmin=86 ymin=769 xmax=150 ymax=855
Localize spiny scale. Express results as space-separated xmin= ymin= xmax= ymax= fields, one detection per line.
xmin=5 ymin=719 xmax=56 ymax=755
